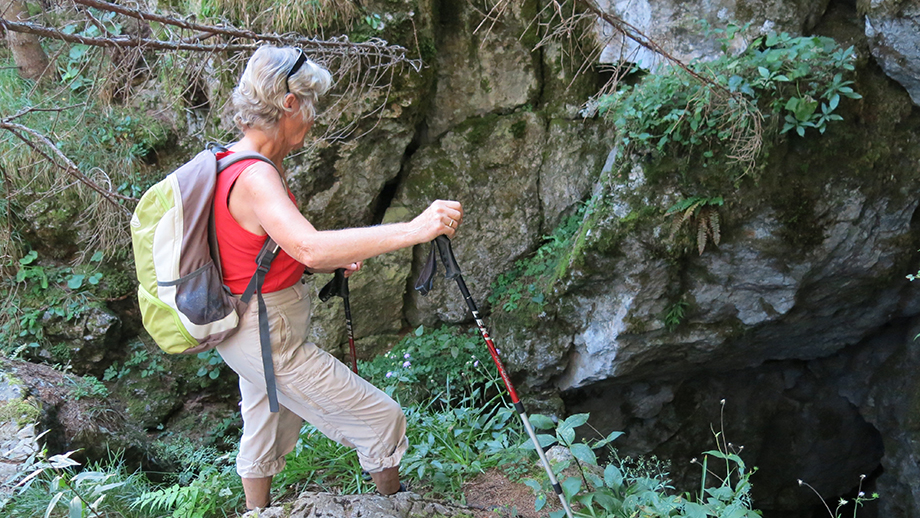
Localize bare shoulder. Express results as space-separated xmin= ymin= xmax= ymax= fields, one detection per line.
xmin=236 ymin=160 xmax=284 ymax=194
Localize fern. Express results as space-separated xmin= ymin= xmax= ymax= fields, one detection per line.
xmin=667 ymin=196 xmax=724 ymax=254
xmin=134 ymin=485 xmax=206 ymax=518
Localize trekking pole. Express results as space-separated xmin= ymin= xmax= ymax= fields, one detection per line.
xmin=319 ymin=268 xmax=358 ymax=374
xmin=319 ymin=268 xmax=376 ymax=484
xmin=415 ymin=236 xmax=576 ymax=518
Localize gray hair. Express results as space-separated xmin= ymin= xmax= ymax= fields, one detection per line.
xmin=231 ymin=46 xmax=332 ymax=134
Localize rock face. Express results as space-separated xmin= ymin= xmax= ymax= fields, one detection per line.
xmin=865 ymin=0 xmax=920 ymax=107
xmin=14 ymin=0 xmax=920 ymax=516
xmin=242 ymin=491 xmax=482 ymax=518
xmin=593 ymin=0 xmax=831 ymax=69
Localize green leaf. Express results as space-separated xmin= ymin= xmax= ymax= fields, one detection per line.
xmin=727 ymin=75 xmax=743 ymax=91
xmin=528 ymin=414 xmax=556 ymax=430
xmin=561 ymin=476 xmax=582 ymax=499
xmin=534 ymin=493 xmax=547 ymax=511
xmin=594 ymin=491 xmax=621 ymax=511
xmin=570 ymin=443 xmax=597 ymax=465
xmin=90 ymin=251 xmax=104 ymax=262
xmin=594 ymin=430 xmax=624 ymax=449
xmin=604 ymin=464 xmax=624 ymax=488
xmin=20 ymin=250 xmax=38 ymax=265
xmin=549 ymin=511 xmax=567 ymax=518
xmin=414 ymin=326 xmax=424 ymax=337
xmin=69 ymin=496 xmax=82 ymax=518
xmin=67 ymin=275 xmax=85 ymax=289
xmin=520 ymin=433 xmax=556 ymax=450
xmin=562 ymin=413 xmax=590 ymax=429
xmin=44 ymin=492 xmax=64 ymax=518
xmin=585 ymin=470 xmax=604 ymax=489
xmin=523 ymin=479 xmax=543 ymax=493
xmin=683 ymin=502 xmax=708 ymax=518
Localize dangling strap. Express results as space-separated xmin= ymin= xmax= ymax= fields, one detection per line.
xmin=240 ymin=237 xmax=282 ymax=413
xmin=414 ymin=243 xmax=437 ymax=296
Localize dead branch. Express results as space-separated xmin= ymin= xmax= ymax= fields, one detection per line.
xmin=0 ymin=117 xmax=136 ymax=214
xmin=2 ymin=0 xmax=420 ymax=69
xmin=573 ymin=0 xmax=737 ymax=100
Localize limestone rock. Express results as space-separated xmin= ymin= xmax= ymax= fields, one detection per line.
xmin=399 ymin=112 xmax=546 ymax=325
xmin=426 ymin=1 xmax=538 ymax=138
xmin=865 ymin=0 xmax=920 ymax=107
xmin=242 ymin=491 xmax=481 ymax=518
xmin=40 ymin=303 xmax=121 ymax=377
xmin=593 ymin=0 xmax=831 ymax=69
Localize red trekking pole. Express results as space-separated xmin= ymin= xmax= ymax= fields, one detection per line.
xmin=415 ymin=236 xmax=575 ymax=518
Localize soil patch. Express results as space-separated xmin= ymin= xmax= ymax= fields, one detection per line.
xmin=461 ymin=468 xmax=562 ymax=518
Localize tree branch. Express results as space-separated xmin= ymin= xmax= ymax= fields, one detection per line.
xmin=575 ymin=0 xmax=738 ymax=99
xmin=2 ymin=0 xmax=421 ymax=69
xmin=0 ymin=118 xmax=136 ymax=214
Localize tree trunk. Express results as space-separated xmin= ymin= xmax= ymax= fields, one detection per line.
xmin=2 ymin=0 xmax=51 ymax=82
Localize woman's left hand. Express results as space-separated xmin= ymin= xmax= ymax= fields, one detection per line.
xmin=307 ymin=261 xmax=362 ymax=276
xmin=343 ymin=261 xmax=362 ymax=278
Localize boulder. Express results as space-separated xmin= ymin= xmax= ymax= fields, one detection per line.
xmin=865 ymin=0 xmax=920 ymax=107
xmin=242 ymin=490 xmax=483 ymax=518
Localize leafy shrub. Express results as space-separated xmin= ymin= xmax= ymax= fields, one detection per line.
xmin=360 ymin=324 xmax=494 ymax=405
xmin=598 ymin=24 xmax=860 ymax=184
xmin=2 ymin=450 xmax=152 ymax=518
xmin=520 ymin=410 xmax=761 ymax=518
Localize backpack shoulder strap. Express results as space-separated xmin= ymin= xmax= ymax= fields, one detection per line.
xmin=208 ymin=147 xmax=281 ymax=277
xmin=208 ymin=144 xmax=284 ymax=413
xmin=216 ymin=150 xmax=279 ymax=173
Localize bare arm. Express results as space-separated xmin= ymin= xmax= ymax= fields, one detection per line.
xmin=228 ymin=162 xmax=463 ymax=271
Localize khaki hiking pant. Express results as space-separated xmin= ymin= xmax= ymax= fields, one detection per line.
xmin=216 ymin=281 xmax=408 ymax=479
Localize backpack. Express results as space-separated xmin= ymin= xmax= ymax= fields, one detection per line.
xmin=131 ymin=143 xmax=284 ymax=411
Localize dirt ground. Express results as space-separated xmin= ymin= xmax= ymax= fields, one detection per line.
xmin=461 ymin=469 xmax=563 ymax=518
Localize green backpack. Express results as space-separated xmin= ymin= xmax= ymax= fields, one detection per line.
xmin=132 ymin=144 xmax=287 ymax=412
xmin=130 ymin=144 xmax=279 ymax=354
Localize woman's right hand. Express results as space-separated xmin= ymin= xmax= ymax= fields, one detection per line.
xmin=411 ymin=199 xmax=463 ymax=243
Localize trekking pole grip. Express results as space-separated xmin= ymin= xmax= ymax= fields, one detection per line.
xmin=319 ymin=268 xmax=348 ymax=302
xmin=434 ymin=235 xmax=462 ymax=280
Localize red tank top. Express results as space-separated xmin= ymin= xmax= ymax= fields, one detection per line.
xmin=214 ymin=151 xmax=306 ymax=294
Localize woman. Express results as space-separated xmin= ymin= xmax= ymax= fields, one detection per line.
xmin=213 ymin=45 xmax=463 ymax=509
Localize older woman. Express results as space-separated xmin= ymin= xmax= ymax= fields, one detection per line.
xmin=213 ymin=45 xmax=462 ymax=509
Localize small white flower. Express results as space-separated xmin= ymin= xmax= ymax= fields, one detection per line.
xmin=474 ymin=360 xmax=479 ymax=367
xmin=386 ymin=371 xmax=394 ymax=378
xmin=404 ymin=353 xmax=411 ymax=359
xmin=403 ymin=361 xmax=411 ymax=368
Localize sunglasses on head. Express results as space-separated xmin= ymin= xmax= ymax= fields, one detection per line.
xmin=285 ymin=49 xmax=307 ymax=93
